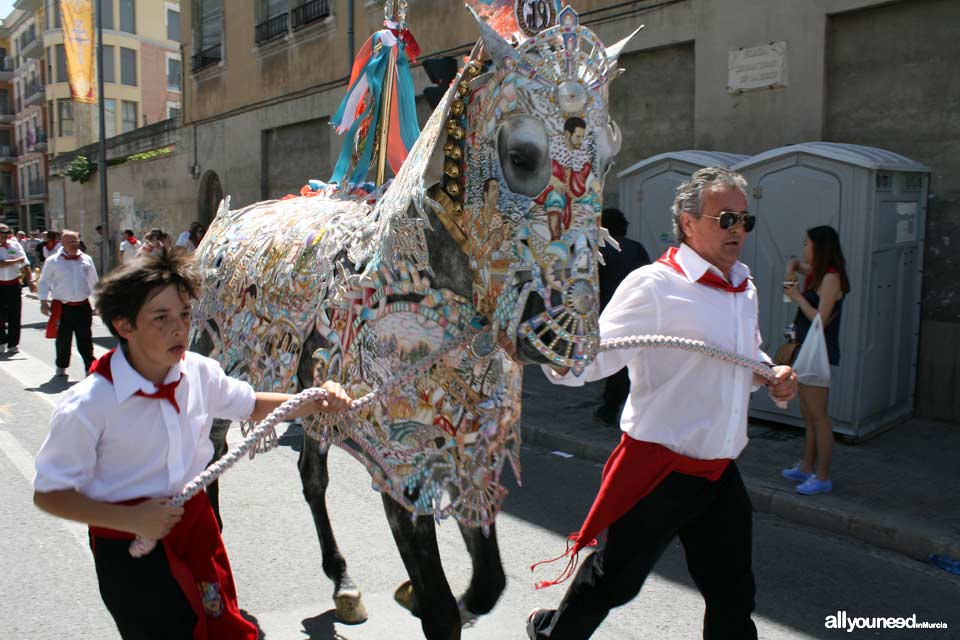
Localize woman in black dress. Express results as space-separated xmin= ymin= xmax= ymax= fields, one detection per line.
xmin=781 ymin=226 xmax=850 ymax=495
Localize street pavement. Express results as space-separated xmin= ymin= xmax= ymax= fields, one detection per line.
xmin=2 ymin=296 xmax=958 ymax=639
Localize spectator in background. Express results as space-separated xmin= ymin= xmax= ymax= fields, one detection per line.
xmin=138 ymin=229 xmax=172 ymax=258
xmin=0 ymin=224 xmax=37 ymax=354
xmin=593 ymin=208 xmax=651 ymax=426
xmin=118 ymin=229 xmax=139 ymax=264
xmin=37 ymin=230 xmax=61 ymax=265
xmin=175 ymin=222 xmax=206 ymax=254
xmin=781 ymin=225 xmax=850 ymax=496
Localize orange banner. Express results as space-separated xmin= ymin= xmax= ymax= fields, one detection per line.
xmin=61 ymin=0 xmax=96 ymax=104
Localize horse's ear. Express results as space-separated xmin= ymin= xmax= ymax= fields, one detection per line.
xmin=468 ymin=5 xmax=517 ymax=70
xmin=606 ymin=25 xmax=644 ymax=67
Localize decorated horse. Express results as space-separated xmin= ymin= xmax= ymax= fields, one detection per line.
xmin=190 ymin=2 xmax=635 ymax=638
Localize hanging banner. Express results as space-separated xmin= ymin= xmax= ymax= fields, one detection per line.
xmin=61 ymin=0 xmax=96 ymax=103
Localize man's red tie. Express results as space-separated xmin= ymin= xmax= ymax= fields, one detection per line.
xmin=136 ymin=378 xmax=182 ymax=413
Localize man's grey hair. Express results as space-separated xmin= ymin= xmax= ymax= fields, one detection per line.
xmin=672 ymin=167 xmax=748 ymax=243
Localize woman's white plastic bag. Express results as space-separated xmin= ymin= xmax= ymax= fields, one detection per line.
xmin=793 ymin=314 xmax=831 ymax=387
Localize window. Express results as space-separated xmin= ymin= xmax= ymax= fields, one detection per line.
xmin=0 ymin=89 xmax=8 ymax=114
xmin=119 ymin=0 xmax=135 ymax=33
xmin=102 ymin=45 xmax=115 ymax=83
xmin=167 ymin=9 xmax=181 ymax=42
xmin=46 ymin=46 xmax=53 ymax=80
xmin=56 ymin=44 xmax=67 ymax=83
xmin=98 ymin=0 xmax=114 ymax=30
xmin=121 ymin=100 xmax=137 ymax=133
xmin=193 ymin=0 xmax=223 ymax=70
xmin=167 ymin=101 xmax=181 ymax=120
xmin=51 ymin=0 xmax=61 ymax=29
xmin=48 ymin=100 xmax=54 ymax=134
xmin=167 ymin=57 xmax=182 ymax=90
xmin=120 ymin=47 xmax=137 ymax=86
xmin=58 ymin=100 xmax=74 ymax=137
xmin=261 ymin=0 xmax=288 ymax=20
xmin=104 ymin=98 xmax=116 ymax=138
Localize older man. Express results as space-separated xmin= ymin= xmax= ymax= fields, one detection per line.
xmin=0 ymin=224 xmax=37 ymax=354
xmin=527 ymin=168 xmax=797 ymax=640
xmin=37 ymin=230 xmax=99 ymax=375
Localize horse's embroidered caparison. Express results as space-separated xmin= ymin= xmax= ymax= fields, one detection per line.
xmin=191 ymin=5 xmax=634 ymax=530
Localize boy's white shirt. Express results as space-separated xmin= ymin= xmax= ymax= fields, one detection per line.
xmin=34 ymin=348 xmax=256 ymax=501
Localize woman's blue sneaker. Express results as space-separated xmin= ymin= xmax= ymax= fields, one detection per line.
xmin=796 ymin=477 xmax=833 ymax=495
xmin=782 ymin=465 xmax=814 ymax=483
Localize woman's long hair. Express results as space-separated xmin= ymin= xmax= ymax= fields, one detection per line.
xmin=807 ymin=225 xmax=850 ymax=294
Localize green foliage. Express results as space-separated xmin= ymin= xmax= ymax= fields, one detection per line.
xmin=65 ymin=155 xmax=94 ymax=183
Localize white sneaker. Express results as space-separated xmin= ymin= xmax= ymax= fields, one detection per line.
xmin=5 ymin=346 xmax=18 ymax=354
xmin=55 ymin=367 xmax=67 ymax=376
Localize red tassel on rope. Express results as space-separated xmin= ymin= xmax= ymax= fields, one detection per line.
xmin=530 ymin=532 xmax=598 ymax=590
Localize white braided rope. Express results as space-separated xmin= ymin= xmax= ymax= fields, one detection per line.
xmin=129 ymin=330 xmax=780 ymax=556
xmin=128 ymin=330 xmax=474 ymax=557
xmin=599 ymin=334 xmax=777 ymax=381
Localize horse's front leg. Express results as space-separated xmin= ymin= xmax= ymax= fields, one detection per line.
xmin=206 ymin=418 xmax=231 ymax=530
xmin=382 ymin=494 xmax=461 ymax=640
xmin=299 ymin=436 xmax=368 ymax=623
xmin=457 ymin=521 xmax=506 ymax=623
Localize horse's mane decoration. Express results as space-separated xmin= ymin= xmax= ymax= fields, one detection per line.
xmin=192 ymin=3 xmax=629 ymax=530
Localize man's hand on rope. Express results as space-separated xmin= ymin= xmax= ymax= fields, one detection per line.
xmin=766 ymin=365 xmax=798 ymax=403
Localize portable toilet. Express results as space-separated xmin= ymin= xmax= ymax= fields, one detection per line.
xmin=733 ymin=142 xmax=930 ymax=440
xmin=617 ymin=151 xmax=748 ymax=258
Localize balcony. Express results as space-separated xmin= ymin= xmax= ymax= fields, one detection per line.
xmin=0 ymin=107 xmax=14 ymax=124
xmin=19 ymin=25 xmax=41 ymax=60
xmin=292 ymin=0 xmax=331 ymax=30
xmin=23 ymin=80 xmax=44 ymax=107
xmin=255 ymin=13 xmax=288 ymax=45
xmin=25 ymin=130 xmax=47 ymax=154
xmin=0 ymin=145 xmax=16 ymax=162
xmin=191 ymin=44 xmax=222 ymax=72
xmin=0 ymin=57 xmax=14 ymax=82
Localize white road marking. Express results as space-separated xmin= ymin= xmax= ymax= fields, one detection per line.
xmin=0 ymin=430 xmax=90 ymax=549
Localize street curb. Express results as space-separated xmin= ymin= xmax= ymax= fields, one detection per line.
xmin=521 ymin=424 xmax=960 ymax=564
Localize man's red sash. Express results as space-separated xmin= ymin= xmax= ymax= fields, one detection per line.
xmin=45 ymin=300 xmax=89 ymax=339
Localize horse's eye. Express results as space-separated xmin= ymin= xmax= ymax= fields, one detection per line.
xmin=498 ymin=115 xmax=551 ymax=197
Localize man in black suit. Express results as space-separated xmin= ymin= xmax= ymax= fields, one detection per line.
xmin=595 ymin=208 xmax=651 ymax=425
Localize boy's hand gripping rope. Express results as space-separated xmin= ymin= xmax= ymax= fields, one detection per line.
xmin=129 ymin=331 xmax=783 ymax=557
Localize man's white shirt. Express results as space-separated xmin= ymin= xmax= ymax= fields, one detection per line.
xmin=34 ymin=348 xmax=257 ymax=501
xmin=0 ymin=238 xmax=27 ymax=280
xmin=37 ymin=250 xmax=99 ymax=303
xmin=543 ymin=242 xmax=770 ymax=460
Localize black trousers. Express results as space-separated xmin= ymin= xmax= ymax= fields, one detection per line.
xmin=600 ymin=367 xmax=630 ymax=411
xmin=532 ymin=462 xmax=757 ymax=640
xmin=56 ymin=302 xmax=95 ymax=371
xmin=90 ymin=535 xmax=196 ymax=640
xmin=0 ymin=283 xmax=21 ymax=348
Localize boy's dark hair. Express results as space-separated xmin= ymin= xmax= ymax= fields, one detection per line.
xmin=564 ymin=116 xmax=587 ymax=134
xmin=96 ymin=249 xmax=201 ymax=343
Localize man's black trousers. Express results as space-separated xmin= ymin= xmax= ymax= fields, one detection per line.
xmin=0 ymin=283 xmax=21 ymax=348
xmin=56 ymin=302 xmax=95 ymax=372
xmin=531 ymin=462 xmax=758 ymax=640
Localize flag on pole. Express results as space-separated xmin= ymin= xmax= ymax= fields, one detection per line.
xmin=60 ymin=0 xmax=96 ymax=104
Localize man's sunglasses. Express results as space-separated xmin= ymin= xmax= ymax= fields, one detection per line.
xmin=702 ymin=211 xmax=756 ymax=232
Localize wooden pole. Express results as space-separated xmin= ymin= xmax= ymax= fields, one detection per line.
xmin=374 ymin=0 xmax=399 ymax=187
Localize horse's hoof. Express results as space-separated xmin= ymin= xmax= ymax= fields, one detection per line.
xmin=393 ymin=580 xmax=418 ymax=615
xmin=334 ymin=590 xmax=368 ymax=624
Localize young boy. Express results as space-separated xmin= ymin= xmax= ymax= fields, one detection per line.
xmin=33 ymin=250 xmax=350 ymax=640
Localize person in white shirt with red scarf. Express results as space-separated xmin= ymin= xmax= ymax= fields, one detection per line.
xmin=0 ymin=224 xmax=37 ymax=354
xmin=37 ymin=230 xmax=99 ymax=376
xmin=527 ymin=167 xmax=798 ymax=640
xmin=33 ymin=250 xmax=351 ymax=640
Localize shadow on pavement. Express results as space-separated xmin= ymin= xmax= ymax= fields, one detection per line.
xmin=24 ymin=376 xmax=79 ymax=394
xmin=301 ymin=610 xmax=350 ymax=639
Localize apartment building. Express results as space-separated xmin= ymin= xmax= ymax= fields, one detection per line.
xmin=44 ymin=0 xmax=183 ymax=156
xmin=0 ymin=26 xmax=16 ymax=227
